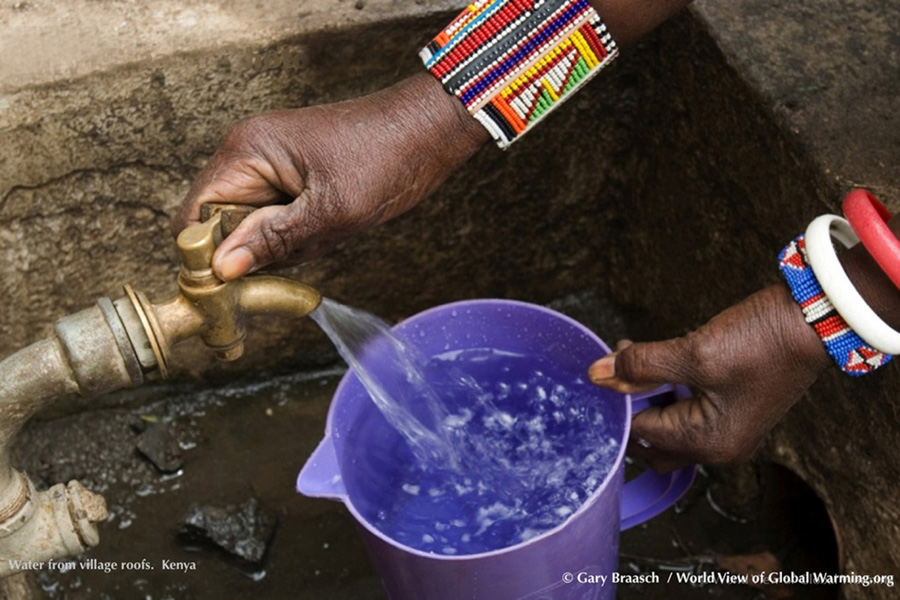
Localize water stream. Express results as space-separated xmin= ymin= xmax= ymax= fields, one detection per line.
xmin=310 ymin=298 xmax=461 ymax=467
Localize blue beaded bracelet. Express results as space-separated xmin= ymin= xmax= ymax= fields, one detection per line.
xmin=778 ymin=235 xmax=891 ymax=376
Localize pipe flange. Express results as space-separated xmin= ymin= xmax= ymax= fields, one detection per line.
xmin=124 ymin=284 xmax=170 ymax=379
xmin=0 ymin=471 xmax=35 ymax=538
xmin=97 ymin=297 xmax=144 ymax=386
xmin=137 ymin=290 xmax=173 ymax=372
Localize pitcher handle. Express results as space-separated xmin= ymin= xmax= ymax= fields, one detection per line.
xmin=620 ymin=384 xmax=696 ymax=530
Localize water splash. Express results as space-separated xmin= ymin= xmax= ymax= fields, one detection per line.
xmin=377 ymin=349 xmax=619 ymax=554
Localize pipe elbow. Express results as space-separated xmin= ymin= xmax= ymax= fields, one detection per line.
xmin=0 ymin=474 xmax=107 ymax=578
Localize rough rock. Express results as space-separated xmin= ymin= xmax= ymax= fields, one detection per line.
xmin=180 ymin=498 xmax=277 ymax=564
xmin=135 ymin=422 xmax=183 ymax=474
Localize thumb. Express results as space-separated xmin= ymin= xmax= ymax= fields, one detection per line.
xmin=212 ymin=203 xmax=300 ymax=281
xmin=588 ymin=337 xmax=694 ymax=393
xmin=589 ymin=337 xmax=721 ymax=469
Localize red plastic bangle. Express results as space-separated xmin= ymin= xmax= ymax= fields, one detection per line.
xmin=842 ymin=188 xmax=900 ymax=290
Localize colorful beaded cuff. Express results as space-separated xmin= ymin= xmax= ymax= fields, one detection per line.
xmin=779 ymin=235 xmax=891 ymax=376
xmin=420 ymin=0 xmax=618 ymax=148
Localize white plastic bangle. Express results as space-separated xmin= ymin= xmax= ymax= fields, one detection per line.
xmin=805 ymin=214 xmax=900 ymax=354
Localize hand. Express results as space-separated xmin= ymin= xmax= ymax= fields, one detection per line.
xmin=172 ymin=73 xmax=488 ymax=281
xmin=588 ymin=284 xmax=831 ymax=471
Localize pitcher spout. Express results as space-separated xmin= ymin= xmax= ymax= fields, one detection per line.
xmin=297 ymin=436 xmax=347 ymax=500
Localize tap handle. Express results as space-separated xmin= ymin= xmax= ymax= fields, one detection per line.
xmin=177 ymin=213 xmax=222 ymax=272
xmin=200 ymin=203 xmax=256 ymax=237
xmin=177 ymin=204 xmax=257 ymax=272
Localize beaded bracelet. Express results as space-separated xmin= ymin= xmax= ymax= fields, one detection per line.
xmin=420 ymin=0 xmax=618 ymax=148
xmin=779 ymin=234 xmax=891 ymax=376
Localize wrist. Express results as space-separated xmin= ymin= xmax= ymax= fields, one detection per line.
xmin=407 ymin=72 xmax=491 ymax=156
xmin=587 ymin=0 xmax=693 ymax=46
xmin=302 ymin=73 xmax=488 ymax=231
xmin=379 ymin=73 xmax=489 ymax=174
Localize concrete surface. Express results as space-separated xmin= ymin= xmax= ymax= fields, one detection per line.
xmin=0 ymin=0 xmax=461 ymax=92
xmin=697 ymin=0 xmax=900 ymax=202
xmin=1 ymin=0 xmax=898 ymax=598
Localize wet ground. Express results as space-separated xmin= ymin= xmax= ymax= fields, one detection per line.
xmin=18 ymin=367 xmax=385 ymax=600
xmin=13 ymin=295 xmax=839 ymax=600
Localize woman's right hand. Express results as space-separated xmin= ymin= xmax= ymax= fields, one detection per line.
xmin=172 ymin=73 xmax=488 ymax=281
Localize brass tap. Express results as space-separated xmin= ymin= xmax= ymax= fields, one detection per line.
xmin=121 ymin=204 xmax=322 ymax=377
xmin=0 ymin=204 xmax=320 ymax=578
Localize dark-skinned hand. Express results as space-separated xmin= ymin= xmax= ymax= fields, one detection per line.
xmin=588 ymin=283 xmax=832 ymax=471
xmin=587 ymin=211 xmax=900 ymax=471
xmin=172 ymin=73 xmax=488 ymax=281
xmin=170 ymin=0 xmax=697 ymax=279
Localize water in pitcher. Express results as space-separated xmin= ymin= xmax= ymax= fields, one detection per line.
xmin=311 ymin=299 xmax=619 ymax=554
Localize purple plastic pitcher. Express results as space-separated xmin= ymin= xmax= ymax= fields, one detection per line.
xmin=298 ymin=299 xmax=695 ymax=600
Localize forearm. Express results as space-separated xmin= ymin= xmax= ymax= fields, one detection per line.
xmin=590 ymin=0 xmax=694 ymax=45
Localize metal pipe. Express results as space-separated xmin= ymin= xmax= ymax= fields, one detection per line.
xmin=0 ymin=338 xmax=77 ymax=500
xmin=0 ymin=300 xmax=144 ymax=578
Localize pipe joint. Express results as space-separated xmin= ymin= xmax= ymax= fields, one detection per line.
xmin=0 ymin=475 xmax=107 ymax=578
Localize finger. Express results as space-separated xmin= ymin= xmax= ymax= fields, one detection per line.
xmin=211 ymin=203 xmax=299 ymax=280
xmin=588 ymin=339 xmax=658 ymax=393
xmin=629 ymin=393 xmax=732 ymax=467
xmin=172 ymin=153 xmax=287 ymax=238
xmin=625 ymin=439 xmax=690 ymax=473
xmin=614 ymin=339 xmax=633 ymax=351
xmin=588 ymin=359 xmax=657 ymax=393
xmin=589 ymin=364 xmax=660 ymax=394
xmin=590 ymin=337 xmax=694 ymax=388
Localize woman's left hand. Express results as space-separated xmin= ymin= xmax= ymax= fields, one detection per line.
xmin=588 ymin=283 xmax=831 ymax=471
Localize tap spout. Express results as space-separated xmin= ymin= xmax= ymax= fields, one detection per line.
xmin=240 ymin=276 xmax=322 ymax=318
xmin=133 ymin=275 xmax=322 ymax=366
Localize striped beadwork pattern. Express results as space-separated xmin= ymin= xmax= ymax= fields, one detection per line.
xmin=779 ymin=235 xmax=891 ymax=376
xmin=420 ymin=0 xmax=618 ymax=148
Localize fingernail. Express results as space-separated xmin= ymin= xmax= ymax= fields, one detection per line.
xmin=615 ymin=339 xmax=634 ymax=352
xmin=588 ymin=353 xmax=616 ymax=383
xmin=215 ymin=247 xmax=255 ymax=281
